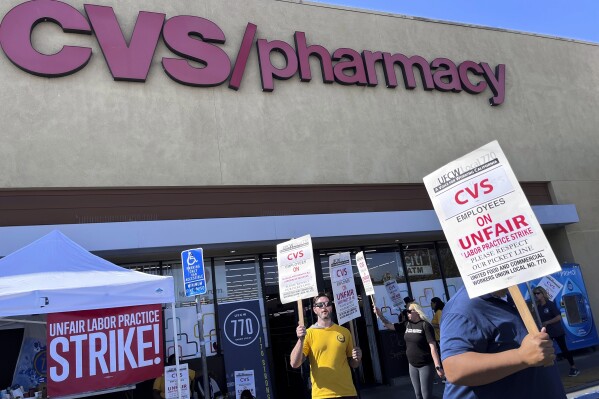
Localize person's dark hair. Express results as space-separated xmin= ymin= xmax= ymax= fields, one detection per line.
xmin=534 ymin=286 xmax=550 ymax=301
xmin=313 ymin=292 xmax=332 ymax=304
xmin=240 ymin=389 xmax=255 ymax=399
xmin=430 ymin=297 xmax=445 ymax=311
xmin=167 ymin=354 xmax=176 ymax=365
xmin=403 ymin=296 xmax=414 ymax=305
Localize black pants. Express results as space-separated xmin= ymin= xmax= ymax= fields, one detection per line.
xmin=553 ymin=334 xmax=574 ymax=366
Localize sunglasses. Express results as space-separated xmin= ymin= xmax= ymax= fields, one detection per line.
xmin=407 ymin=309 xmax=416 ymax=313
xmin=534 ymin=292 xmax=543 ymax=295
xmin=314 ymin=301 xmax=333 ymax=308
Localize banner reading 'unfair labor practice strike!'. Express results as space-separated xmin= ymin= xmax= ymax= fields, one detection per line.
xmin=47 ymin=304 xmax=163 ymax=398
xmin=423 ymin=141 xmax=561 ymax=298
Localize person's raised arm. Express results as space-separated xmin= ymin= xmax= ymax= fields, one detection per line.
xmin=290 ymin=324 xmax=307 ymax=368
xmin=443 ymin=327 xmax=555 ymax=386
xmin=373 ymin=306 xmax=396 ymax=331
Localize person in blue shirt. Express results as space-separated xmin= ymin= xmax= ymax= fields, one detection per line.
xmin=441 ymin=287 xmax=567 ymax=399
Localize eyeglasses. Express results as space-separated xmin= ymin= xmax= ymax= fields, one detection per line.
xmin=534 ymin=292 xmax=543 ymax=296
xmin=314 ymin=301 xmax=333 ymax=308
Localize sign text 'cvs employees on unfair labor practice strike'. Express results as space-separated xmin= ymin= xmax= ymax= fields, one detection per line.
xmin=423 ymin=141 xmax=560 ymax=298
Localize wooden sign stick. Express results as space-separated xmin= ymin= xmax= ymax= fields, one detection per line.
xmin=297 ymin=299 xmax=305 ymax=326
xmin=508 ymin=285 xmax=538 ymax=334
xmin=349 ymin=319 xmax=356 ymax=342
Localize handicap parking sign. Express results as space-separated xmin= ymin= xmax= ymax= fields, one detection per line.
xmin=181 ymin=248 xmax=207 ymax=297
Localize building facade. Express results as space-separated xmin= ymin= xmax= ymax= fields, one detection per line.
xmin=0 ymin=0 xmax=598 ymax=397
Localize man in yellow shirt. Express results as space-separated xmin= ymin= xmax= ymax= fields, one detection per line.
xmin=153 ymin=355 xmax=196 ymax=399
xmin=290 ymin=293 xmax=362 ymax=399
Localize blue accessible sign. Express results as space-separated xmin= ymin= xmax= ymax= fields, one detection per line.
xmin=181 ymin=248 xmax=207 ymax=297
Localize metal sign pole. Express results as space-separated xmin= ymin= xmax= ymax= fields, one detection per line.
xmin=172 ymin=302 xmax=183 ymax=399
xmin=196 ymin=296 xmax=210 ymax=399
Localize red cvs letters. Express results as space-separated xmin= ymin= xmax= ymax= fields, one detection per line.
xmin=287 ymin=250 xmax=304 ymax=261
xmin=454 ymin=178 xmax=494 ymax=205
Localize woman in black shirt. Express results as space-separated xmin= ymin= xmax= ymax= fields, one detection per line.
xmin=375 ymin=302 xmax=444 ymax=399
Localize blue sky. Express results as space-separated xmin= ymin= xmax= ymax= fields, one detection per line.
xmin=309 ymin=0 xmax=599 ymax=43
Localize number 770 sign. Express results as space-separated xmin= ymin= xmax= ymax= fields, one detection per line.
xmin=223 ymin=308 xmax=260 ymax=347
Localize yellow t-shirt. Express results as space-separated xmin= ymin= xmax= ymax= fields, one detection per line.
xmin=153 ymin=368 xmax=196 ymax=398
xmin=302 ymin=324 xmax=357 ymax=399
xmin=431 ymin=309 xmax=442 ymax=341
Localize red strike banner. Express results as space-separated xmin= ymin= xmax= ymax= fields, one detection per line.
xmin=47 ymin=304 xmax=163 ymax=398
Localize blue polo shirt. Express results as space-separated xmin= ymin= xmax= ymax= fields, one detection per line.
xmin=440 ymin=287 xmax=566 ymax=399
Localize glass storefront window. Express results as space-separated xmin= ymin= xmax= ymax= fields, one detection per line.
xmin=401 ymin=243 xmax=445 ymax=319
xmin=215 ymin=257 xmax=261 ymax=303
xmin=122 ymin=261 xmax=162 ymax=275
xmin=154 ymin=259 xmax=218 ymax=359
xmin=362 ymin=247 xmax=406 ymax=284
xmin=262 ymin=254 xmax=279 ymax=286
xmin=120 ymin=240 xmax=463 ymax=389
xmin=437 ymin=242 xmax=464 ymax=299
xmin=361 ymin=247 xmax=408 ymax=329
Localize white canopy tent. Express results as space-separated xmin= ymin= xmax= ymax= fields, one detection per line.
xmin=0 ymin=230 xmax=184 ymax=399
xmin=0 ymin=230 xmax=175 ymax=316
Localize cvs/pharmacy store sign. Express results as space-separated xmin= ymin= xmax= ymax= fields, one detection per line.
xmin=0 ymin=0 xmax=505 ymax=105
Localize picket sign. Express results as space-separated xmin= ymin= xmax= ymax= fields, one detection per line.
xmin=423 ymin=141 xmax=561 ymax=334
xmin=276 ymin=235 xmax=319 ymax=327
xmin=355 ymin=251 xmax=376 ymax=306
xmin=329 ymin=252 xmax=362 ymax=349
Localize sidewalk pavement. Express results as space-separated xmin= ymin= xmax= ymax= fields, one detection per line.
xmin=359 ymin=347 xmax=599 ymax=399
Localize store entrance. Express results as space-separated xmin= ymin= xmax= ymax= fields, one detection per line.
xmin=266 ymin=291 xmax=310 ymax=399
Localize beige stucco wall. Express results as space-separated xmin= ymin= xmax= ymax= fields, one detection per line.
xmin=1 ymin=1 xmax=598 ymax=308
xmin=1 ymin=0 xmax=598 ymax=187
xmin=551 ymin=182 xmax=599 ymax=318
